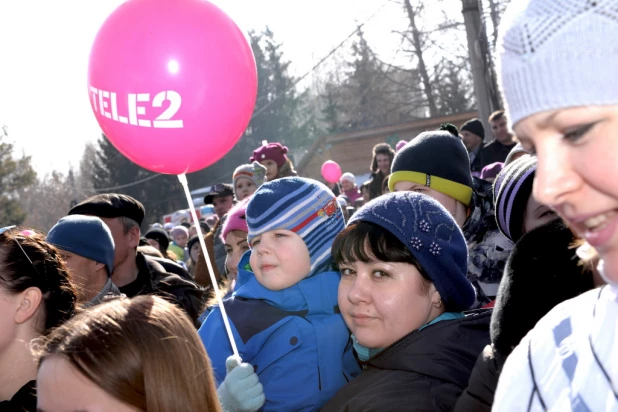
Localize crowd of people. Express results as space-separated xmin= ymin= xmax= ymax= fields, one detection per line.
xmin=2 ymin=1 xmax=617 ymax=410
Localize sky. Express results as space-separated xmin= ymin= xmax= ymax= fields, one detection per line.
xmin=0 ymin=0 xmax=457 ymax=176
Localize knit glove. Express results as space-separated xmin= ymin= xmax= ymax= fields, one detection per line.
xmin=217 ymin=356 xmax=265 ymax=412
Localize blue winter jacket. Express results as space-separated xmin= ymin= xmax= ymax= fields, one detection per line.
xmin=198 ymin=252 xmax=361 ymax=411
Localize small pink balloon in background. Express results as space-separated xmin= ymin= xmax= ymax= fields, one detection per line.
xmin=321 ymin=160 xmax=342 ymax=183
xmin=88 ymin=0 xmax=257 ymax=175
xmin=396 ymin=140 xmax=408 ymax=152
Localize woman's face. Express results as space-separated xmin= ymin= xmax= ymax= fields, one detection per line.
xmin=338 ymin=257 xmax=442 ymax=349
xmin=515 ymin=105 xmax=618 ymax=281
xmin=523 ymin=194 xmax=558 ymax=234
xmin=376 ymin=154 xmax=391 ymax=175
xmin=37 ymin=355 xmax=140 ymax=412
xmin=224 ymin=231 xmax=250 ymax=281
xmin=189 ymin=242 xmax=200 ymax=263
xmin=260 ymin=160 xmax=278 ymax=181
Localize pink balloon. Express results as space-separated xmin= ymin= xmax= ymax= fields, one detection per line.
xmin=88 ymin=0 xmax=257 ymax=174
xmin=321 ymin=160 xmax=342 ymax=183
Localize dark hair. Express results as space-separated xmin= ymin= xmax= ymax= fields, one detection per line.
xmin=332 ymin=221 xmax=431 ymax=293
xmin=489 ymin=110 xmax=505 ymax=123
xmin=0 ymin=229 xmax=77 ymax=334
xmin=370 ymin=143 xmax=395 ymax=173
xmin=381 ymin=174 xmax=390 ymax=195
xmin=35 ymin=296 xmax=221 ymax=412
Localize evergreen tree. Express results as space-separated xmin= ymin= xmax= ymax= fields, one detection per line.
xmin=0 ymin=126 xmax=36 ymax=226
xmin=342 ymin=29 xmax=386 ymax=129
xmin=88 ymin=135 xmax=185 ymax=228
xmin=244 ymin=27 xmax=315 ymax=150
xmin=187 ymin=27 xmax=315 ymax=189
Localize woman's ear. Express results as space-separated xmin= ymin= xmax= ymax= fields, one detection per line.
xmin=431 ymin=288 xmax=443 ymax=309
xmin=15 ymin=287 xmax=43 ymax=324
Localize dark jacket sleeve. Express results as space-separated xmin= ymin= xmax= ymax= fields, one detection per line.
xmin=194 ymin=220 xmax=224 ymax=289
xmin=453 ymin=345 xmax=503 ymax=412
xmin=368 ymin=172 xmax=384 ymax=200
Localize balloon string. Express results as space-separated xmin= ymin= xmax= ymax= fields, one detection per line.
xmin=177 ymin=173 xmax=241 ymax=362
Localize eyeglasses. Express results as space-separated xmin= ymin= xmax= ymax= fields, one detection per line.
xmin=0 ymin=225 xmax=39 ymax=273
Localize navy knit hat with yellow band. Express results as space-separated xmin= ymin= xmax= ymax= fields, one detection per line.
xmin=389 ymin=130 xmax=474 ymax=207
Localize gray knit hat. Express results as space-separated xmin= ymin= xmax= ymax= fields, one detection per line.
xmin=497 ymin=0 xmax=618 ymax=127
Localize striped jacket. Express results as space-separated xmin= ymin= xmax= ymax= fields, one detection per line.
xmin=493 ymin=285 xmax=618 ymax=411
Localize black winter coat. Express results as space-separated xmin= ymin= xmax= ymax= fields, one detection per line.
xmin=453 ymin=344 xmax=504 ymax=412
xmin=119 ymin=253 xmax=206 ymax=327
xmin=321 ymin=310 xmax=491 ymax=412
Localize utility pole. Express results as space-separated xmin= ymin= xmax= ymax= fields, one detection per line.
xmin=461 ymin=0 xmax=495 ymax=132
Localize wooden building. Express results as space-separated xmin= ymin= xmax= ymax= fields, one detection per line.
xmin=296 ymin=111 xmax=478 ymax=181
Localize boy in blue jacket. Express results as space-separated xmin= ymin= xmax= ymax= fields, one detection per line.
xmin=199 ymin=177 xmax=361 ymax=412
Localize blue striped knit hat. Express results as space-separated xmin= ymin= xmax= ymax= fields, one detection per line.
xmin=246 ymin=177 xmax=345 ymax=277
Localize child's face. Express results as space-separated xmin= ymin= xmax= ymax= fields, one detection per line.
xmin=249 ymin=229 xmax=310 ymax=290
xmin=341 ymin=180 xmax=354 ymax=192
xmin=235 ymin=177 xmax=257 ymax=201
xmin=338 ymin=257 xmax=441 ymax=349
xmin=260 ymin=159 xmax=278 ymax=181
xmin=174 ymin=233 xmax=188 ymax=248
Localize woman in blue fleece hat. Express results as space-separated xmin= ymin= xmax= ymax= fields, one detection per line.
xmin=198 ymin=177 xmax=360 ymax=412
xmin=322 ymin=191 xmax=491 ymax=412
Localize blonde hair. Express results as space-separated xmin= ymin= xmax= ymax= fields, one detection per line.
xmin=34 ymin=296 xmax=221 ymax=412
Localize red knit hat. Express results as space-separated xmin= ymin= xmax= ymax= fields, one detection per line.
xmin=249 ymin=142 xmax=288 ymax=168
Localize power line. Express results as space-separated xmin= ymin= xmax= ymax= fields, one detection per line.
xmin=249 ymin=0 xmax=391 ymax=121
xmin=88 ymin=173 xmax=162 ymax=192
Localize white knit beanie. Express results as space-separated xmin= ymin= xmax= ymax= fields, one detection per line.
xmin=497 ymin=0 xmax=618 ymax=127
xmin=340 ymin=172 xmax=356 ymax=185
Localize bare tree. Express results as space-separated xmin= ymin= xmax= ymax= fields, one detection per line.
xmin=402 ymin=0 xmax=438 ymax=117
